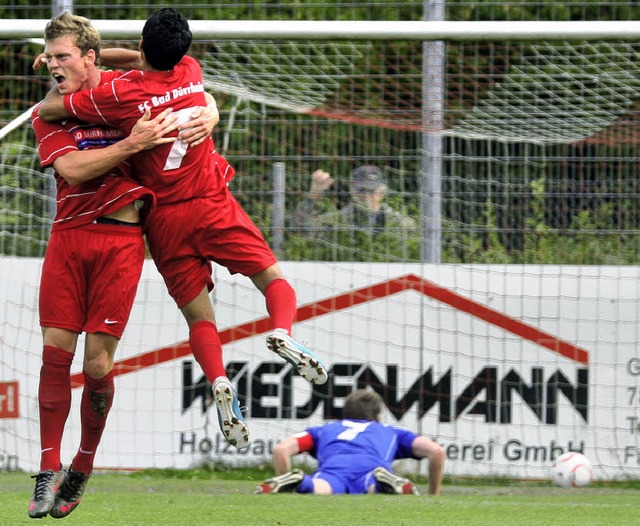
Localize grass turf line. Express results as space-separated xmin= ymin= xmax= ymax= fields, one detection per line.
xmin=2 ymin=470 xmax=639 ymax=525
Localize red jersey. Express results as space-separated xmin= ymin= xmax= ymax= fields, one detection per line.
xmin=63 ymin=56 xmax=234 ymax=205
xmin=32 ymin=70 xmax=154 ymax=232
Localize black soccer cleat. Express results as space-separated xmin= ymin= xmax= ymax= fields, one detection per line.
xmin=50 ymin=468 xmax=91 ymax=518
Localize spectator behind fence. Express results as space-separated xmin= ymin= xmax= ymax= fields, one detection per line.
xmin=292 ymin=165 xmax=416 ymax=239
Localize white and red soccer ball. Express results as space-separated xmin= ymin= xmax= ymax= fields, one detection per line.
xmin=551 ymin=452 xmax=593 ymax=487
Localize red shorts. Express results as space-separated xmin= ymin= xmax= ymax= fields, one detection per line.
xmin=145 ymin=188 xmax=277 ymax=309
xmin=39 ymin=222 xmax=146 ymax=338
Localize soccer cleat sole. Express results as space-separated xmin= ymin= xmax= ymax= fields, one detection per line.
xmin=254 ymin=469 xmax=305 ymax=494
xmin=214 ymin=382 xmax=250 ymax=449
xmin=373 ymin=467 xmax=421 ymax=496
xmin=266 ymin=334 xmax=328 ymax=385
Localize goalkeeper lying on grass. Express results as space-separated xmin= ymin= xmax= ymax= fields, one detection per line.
xmin=254 ymin=389 xmax=445 ymax=495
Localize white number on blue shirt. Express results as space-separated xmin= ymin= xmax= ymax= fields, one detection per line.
xmin=336 ymin=420 xmax=371 ymax=441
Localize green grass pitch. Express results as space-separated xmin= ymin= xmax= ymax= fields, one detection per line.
xmin=2 ymin=469 xmax=639 ymax=525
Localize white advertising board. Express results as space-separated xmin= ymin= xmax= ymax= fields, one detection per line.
xmin=1 ymin=258 xmax=639 ymax=480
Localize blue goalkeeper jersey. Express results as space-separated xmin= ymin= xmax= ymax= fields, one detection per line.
xmin=305 ymin=419 xmax=419 ymax=475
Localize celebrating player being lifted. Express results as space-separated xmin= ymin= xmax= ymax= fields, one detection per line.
xmin=254 ymin=389 xmax=445 ymax=496
xmin=39 ymin=8 xmax=329 ymax=451
xmin=28 ymin=11 xmax=217 ymax=519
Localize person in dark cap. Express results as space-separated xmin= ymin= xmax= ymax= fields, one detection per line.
xmin=344 ymin=165 xmax=390 ymax=234
xmin=351 ymin=165 xmax=386 ymax=192
xmin=292 ymin=165 xmax=415 ymax=237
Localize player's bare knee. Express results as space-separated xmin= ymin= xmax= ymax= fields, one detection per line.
xmin=432 ymin=445 xmax=446 ymax=464
xmin=42 ymin=327 xmax=78 ymax=352
xmin=250 ymin=264 xmax=285 ymax=293
xmin=83 ymin=356 xmax=112 ymax=379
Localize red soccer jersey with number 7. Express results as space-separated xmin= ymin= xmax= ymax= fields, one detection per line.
xmin=63 ymin=55 xmax=234 ymax=205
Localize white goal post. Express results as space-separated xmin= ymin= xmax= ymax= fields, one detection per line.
xmin=1 ymin=20 xmax=640 ymax=40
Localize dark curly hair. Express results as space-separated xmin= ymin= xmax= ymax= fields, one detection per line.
xmin=141 ymin=8 xmax=192 ymax=71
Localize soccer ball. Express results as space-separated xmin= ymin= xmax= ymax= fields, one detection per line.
xmin=551 ymin=452 xmax=593 ymax=488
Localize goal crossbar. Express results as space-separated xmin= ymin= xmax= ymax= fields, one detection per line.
xmin=1 ymin=20 xmax=640 ymax=41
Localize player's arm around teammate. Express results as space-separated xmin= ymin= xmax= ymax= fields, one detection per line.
xmin=35 ymin=46 xmax=219 ymax=149
xmin=38 ymin=9 xmax=331 ymax=456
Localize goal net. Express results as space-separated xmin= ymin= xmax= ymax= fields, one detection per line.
xmin=1 ymin=22 xmax=639 ymax=481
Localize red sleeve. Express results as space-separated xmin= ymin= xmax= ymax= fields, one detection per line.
xmin=295 ymin=432 xmax=314 ymax=453
xmin=99 ymin=69 xmax=126 ymax=83
xmin=63 ymin=70 xmax=143 ymax=131
xmin=64 ymin=83 xmax=118 ymax=128
xmin=31 ymin=104 xmax=77 ymax=168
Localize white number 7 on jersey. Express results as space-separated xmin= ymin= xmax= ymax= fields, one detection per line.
xmin=163 ymin=106 xmax=199 ymax=171
xmin=336 ymin=420 xmax=371 ymax=441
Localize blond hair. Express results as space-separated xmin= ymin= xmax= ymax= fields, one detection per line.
xmin=44 ymin=11 xmax=101 ymax=65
